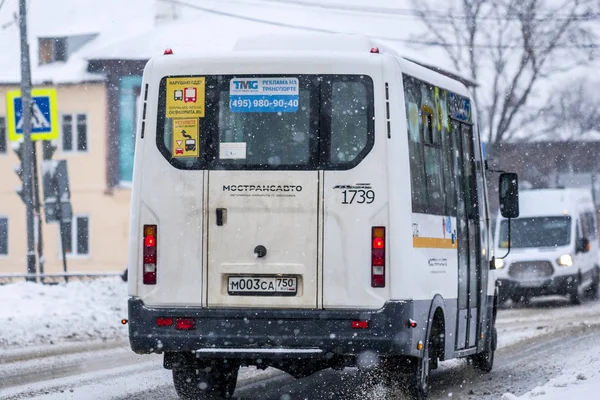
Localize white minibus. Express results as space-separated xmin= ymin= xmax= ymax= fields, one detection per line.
xmin=126 ymin=33 xmax=519 ymax=399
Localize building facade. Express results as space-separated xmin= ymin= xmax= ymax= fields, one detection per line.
xmin=0 ymin=83 xmax=131 ymax=275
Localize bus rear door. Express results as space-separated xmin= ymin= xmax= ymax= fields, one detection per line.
xmin=205 ymin=76 xmax=320 ymax=308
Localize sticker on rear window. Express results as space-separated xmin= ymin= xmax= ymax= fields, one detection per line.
xmin=220 ymin=142 xmax=247 ymax=159
xmin=166 ymin=77 xmax=205 ymax=118
xmin=229 ymin=77 xmax=299 ymax=113
xmin=172 ymin=118 xmax=199 ymax=158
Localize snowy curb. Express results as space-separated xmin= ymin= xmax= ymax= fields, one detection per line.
xmin=0 ymin=338 xmax=129 ymax=364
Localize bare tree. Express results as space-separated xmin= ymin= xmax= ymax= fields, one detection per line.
xmin=536 ymin=78 xmax=600 ymax=140
xmin=410 ymin=0 xmax=597 ymax=147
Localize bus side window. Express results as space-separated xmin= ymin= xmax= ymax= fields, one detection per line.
xmin=422 ymin=109 xmax=444 ymax=214
xmin=438 ymin=89 xmax=457 ymax=216
xmin=421 ymin=83 xmax=445 ymax=215
xmin=403 ymin=76 xmax=427 ymax=212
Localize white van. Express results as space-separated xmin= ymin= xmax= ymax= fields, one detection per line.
xmin=494 ymin=188 xmax=599 ymax=305
xmin=126 ymin=33 xmax=519 ymax=400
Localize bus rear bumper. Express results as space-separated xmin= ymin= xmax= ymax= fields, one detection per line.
xmin=127 ymin=297 xmax=420 ymax=360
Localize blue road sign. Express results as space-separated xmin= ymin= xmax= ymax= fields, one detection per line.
xmin=6 ymin=88 xmax=58 ymax=142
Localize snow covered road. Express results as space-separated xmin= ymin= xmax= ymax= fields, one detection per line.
xmin=3 ymin=322 xmax=599 ymax=399
xmin=3 ymin=279 xmax=600 ymax=399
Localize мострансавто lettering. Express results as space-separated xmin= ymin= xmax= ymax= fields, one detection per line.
xmin=223 ymin=185 xmax=303 ymax=192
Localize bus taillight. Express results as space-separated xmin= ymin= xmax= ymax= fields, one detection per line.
xmin=372 ymin=227 xmax=385 ymax=287
xmin=143 ymin=224 xmax=157 ymax=285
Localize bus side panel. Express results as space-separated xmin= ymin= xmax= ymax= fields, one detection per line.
xmin=409 ymin=213 xmax=459 ymax=301
xmin=134 ymin=170 xmax=204 ymax=307
xmin=127 ymin=140 xmax=144 ymax=298
xmin=130 ymin=72 xmax=205 ymax=307
xmin=386 ymin=67 xmax=421 ymax=303
xmin=322 ymin=79 xmax=389 ymax=309
xmin=322 ymin=172 xmax=389 ymax=309
xmin=127 ymin=65 xmax=153 ymax=298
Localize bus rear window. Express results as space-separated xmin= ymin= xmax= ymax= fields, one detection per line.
xmin=218 ymin=84 xmax=313 ymax=167
xmin=330 ymin=81 xmax=369 ymax=165
xmin=156 ymin=74 xmax=374 ymax=170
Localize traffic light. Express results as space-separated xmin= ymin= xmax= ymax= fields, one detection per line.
xmin=12 ymin=141 xmax=28 ymax=204
xmin=41 ymin=159 xmax=72 ymax=223
xmin=42 ymin=140 xmax=57 ymax=160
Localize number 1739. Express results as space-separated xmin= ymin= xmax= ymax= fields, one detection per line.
xmin=342 ymin=189 xmax=375 ymax=204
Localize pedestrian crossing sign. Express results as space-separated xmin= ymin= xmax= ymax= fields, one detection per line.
xmin=6 ymin=88 xmax=59 ymax=142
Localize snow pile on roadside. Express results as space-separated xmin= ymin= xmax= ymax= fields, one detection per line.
xmin=501 ymin=333 xmax=600 ymax=399
xmin=0 ymin=277 xmax=128 ymax=349
xmin=495 ymin=297 xmax=600 ymax=349
xmin=502 ymin=372 xmax=600 ymax=399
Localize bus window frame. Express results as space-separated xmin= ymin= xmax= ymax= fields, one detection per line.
xmin=155 ymin=74 xmax=375 ymax=171
xmin=402 ymin=73 xmax=476 ymax=217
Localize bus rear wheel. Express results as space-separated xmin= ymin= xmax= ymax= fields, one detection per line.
xmin=407 ymin=337 xmax=432 ymax=399
xmin=471 ymin=327 xmax=496 ymax=373
xmin=172 ymin=361 xmax=239 ymax=399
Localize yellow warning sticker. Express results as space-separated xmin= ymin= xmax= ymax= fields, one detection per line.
xmin=166 ymin=77 xmax=205 ymax=119
xmin=172 ymin=118 xmax=199 ymax=158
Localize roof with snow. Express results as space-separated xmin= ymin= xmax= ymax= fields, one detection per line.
xmin=0 ymin=0 xmax=152 ymax=84
xmin=0 ymin=0 xmax=463 ymax=85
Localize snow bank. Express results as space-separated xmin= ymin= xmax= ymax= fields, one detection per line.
xmin=495 ymin=296 xmax=600 ymax=350
xmin=0 ymin=277 xmax=128 ymax=349
xmin=503 ymin=370 xmax=600 ymax=399
xmin=502 ymin=330 xmax=600 ymax=399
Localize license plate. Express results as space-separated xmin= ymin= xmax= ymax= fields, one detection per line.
xmin=519 ymin=279 xmax=545 ymax=287
xmin=228 ymin=276 xmax=297 ymax=296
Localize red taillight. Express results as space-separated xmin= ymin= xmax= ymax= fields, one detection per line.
xmin=372 ymin=227 xmax=385 ymax=288
xmin=373 ymin=237 xmax=384 ymax=249
xmin=176 ymin=318 xmax=195 ymax=330
xmin=164 ymin=48 xmax=173 ymax=55
xmin=143 ymin=224 xmax=157 ymax=285
xmin=156 ymin=317 xmax=173 ymax=327
xmin=144 ymin=235 xmax=155 ymax=247
xmin=352 ymin=320 xmax=369 ymax=329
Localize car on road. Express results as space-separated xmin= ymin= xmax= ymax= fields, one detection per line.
xmin=495 ymin=188 xmax=600 ymax=305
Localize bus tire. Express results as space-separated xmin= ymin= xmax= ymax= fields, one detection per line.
xmin=172 ymin=362 xmax=239 ymax=399
xmin=408 ymin=335 xmax=432 ymax=399
xmin=472 ymin=326 xmax=496 ymax=373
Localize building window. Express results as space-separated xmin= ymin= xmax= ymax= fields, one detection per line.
xmin=0 ymin=217 xmax=8 ymax=256
xmin=38 ymin=37 xmax=67 ymax=65
xmin=60 ymin=215 xmax=89 ymax=257
xmin=61 ymin=114 xmax=88 ymax=152
xmin=77 ymin=115 xmax=88 ymax=151
xmin=0 ymin=116 xmax=6 ymax=154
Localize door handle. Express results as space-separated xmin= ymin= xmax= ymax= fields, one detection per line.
xmin=216 ymin=208 xmax=226 ymax=226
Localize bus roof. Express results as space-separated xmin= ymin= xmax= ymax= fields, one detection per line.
xmin=234 ymin=33 xmax=478 ymax=88
xmin=147 ymin=33 xmax=474 ymax=101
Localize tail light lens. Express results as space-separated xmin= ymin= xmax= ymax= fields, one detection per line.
xmin=143 ymin=224 xmax=157 ymax=285
xmin=176 ymin=318 xmax=195 ymax=330
xmin=352 ymin=320 xmax=369 ymax=329
xmin=372 ymin=227 xmax=385 ymax=287
xmin=156 ymin=317 xmax=173 ymax=327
